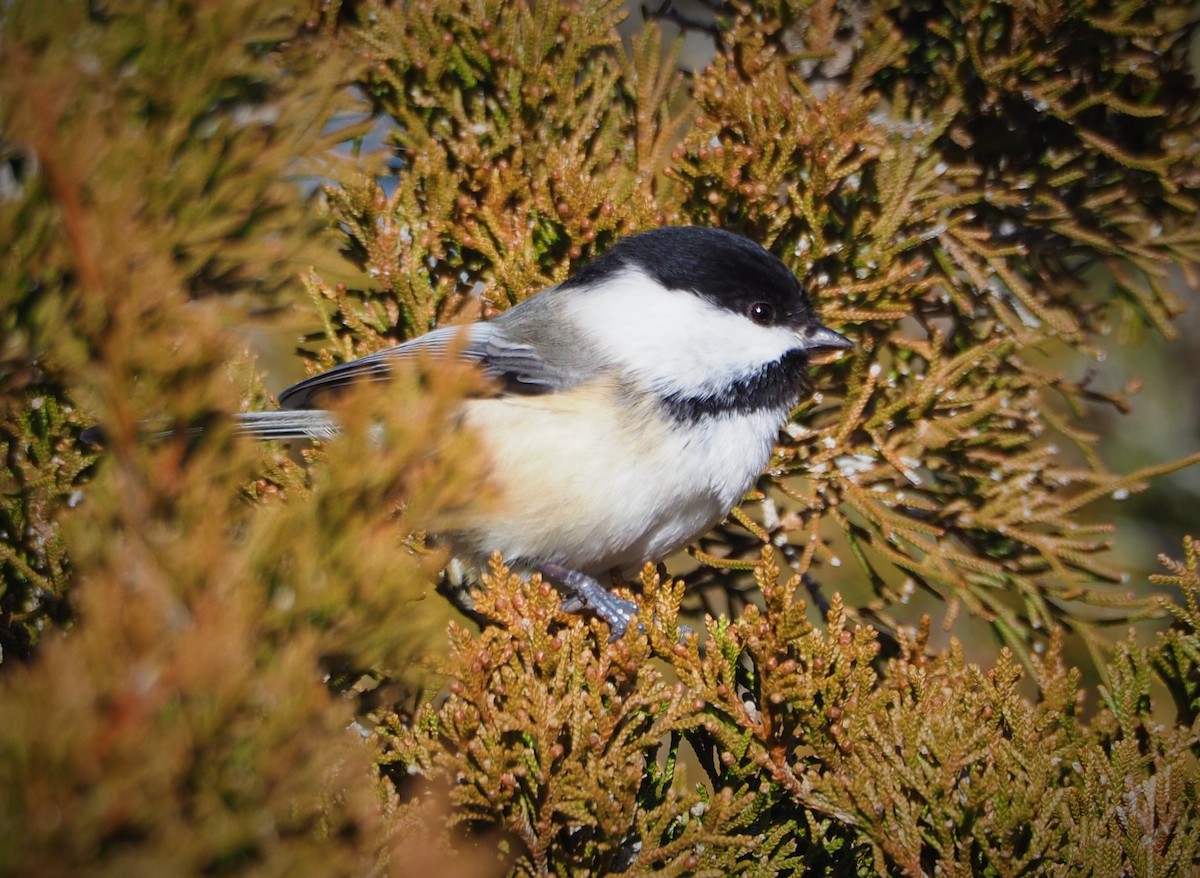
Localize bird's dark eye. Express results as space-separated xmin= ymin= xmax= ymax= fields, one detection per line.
xmin=748 ymin=302 xmax=776 ymax=325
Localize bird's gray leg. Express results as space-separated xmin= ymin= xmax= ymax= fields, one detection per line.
xmin=536 ymin=561 xmax=639 ymax=640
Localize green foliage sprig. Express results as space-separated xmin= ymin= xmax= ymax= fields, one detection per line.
xmin=666 ymin=0 xmax=1200 ymax=660
xmin=0 ymin=0 xmax=363 ymax=657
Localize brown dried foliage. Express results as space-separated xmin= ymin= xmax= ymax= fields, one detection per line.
xmin=2 ymin=0 xmax=1199 ymax=874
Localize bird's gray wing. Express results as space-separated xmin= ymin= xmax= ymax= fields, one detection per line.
xmin=277 ymin=320 xmax=577 ymax=410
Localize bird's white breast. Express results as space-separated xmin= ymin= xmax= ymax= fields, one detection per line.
xmin=452 ymin=378 xmax=786 ymax=575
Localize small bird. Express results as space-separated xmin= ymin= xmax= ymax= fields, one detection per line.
xmin=237 ymin=226 xmax=851 ymax=636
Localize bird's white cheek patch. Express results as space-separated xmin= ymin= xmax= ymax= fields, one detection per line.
xmin=567 ymin=269 xmax=801 ymax=397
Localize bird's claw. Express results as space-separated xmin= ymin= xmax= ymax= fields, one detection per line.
xmin=537 ymin=562 xmax=639 ymax=641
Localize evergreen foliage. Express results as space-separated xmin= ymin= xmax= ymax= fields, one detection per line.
xmin=2 ymin=0 xmax=1198 ymax=874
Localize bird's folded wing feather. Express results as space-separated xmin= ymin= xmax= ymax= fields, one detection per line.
xmin=277 ymin=322 xmax=573 ymax=410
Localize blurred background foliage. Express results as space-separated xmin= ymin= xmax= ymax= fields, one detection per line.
xmin=2 ymin=0 xmax=1199 ymax=874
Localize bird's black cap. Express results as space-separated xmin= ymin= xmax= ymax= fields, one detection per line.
xmin=562 ymin=226 xmax=826 ymax=335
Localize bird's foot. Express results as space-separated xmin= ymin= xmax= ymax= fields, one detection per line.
xmin=536 ymin=561 xmax=639 ymax=641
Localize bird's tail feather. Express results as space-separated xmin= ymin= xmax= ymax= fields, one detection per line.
xmin=80 ymin=410 xmax=340 ymax=445
xmin=234 ymin=410 xmax=340 ymax=440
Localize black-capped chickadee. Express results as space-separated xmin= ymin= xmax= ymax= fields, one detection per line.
xmin=237 ymin=226 xmax=851 ymax=636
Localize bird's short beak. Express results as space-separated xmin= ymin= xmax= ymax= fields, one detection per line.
xmin=800 ymin=324 xmax=853 ymax=352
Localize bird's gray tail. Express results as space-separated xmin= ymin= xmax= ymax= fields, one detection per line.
xmin=80 ymin=410 xmax=340 ymax=446
xmin=233 ymin=410 xmax=340 ymax=441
